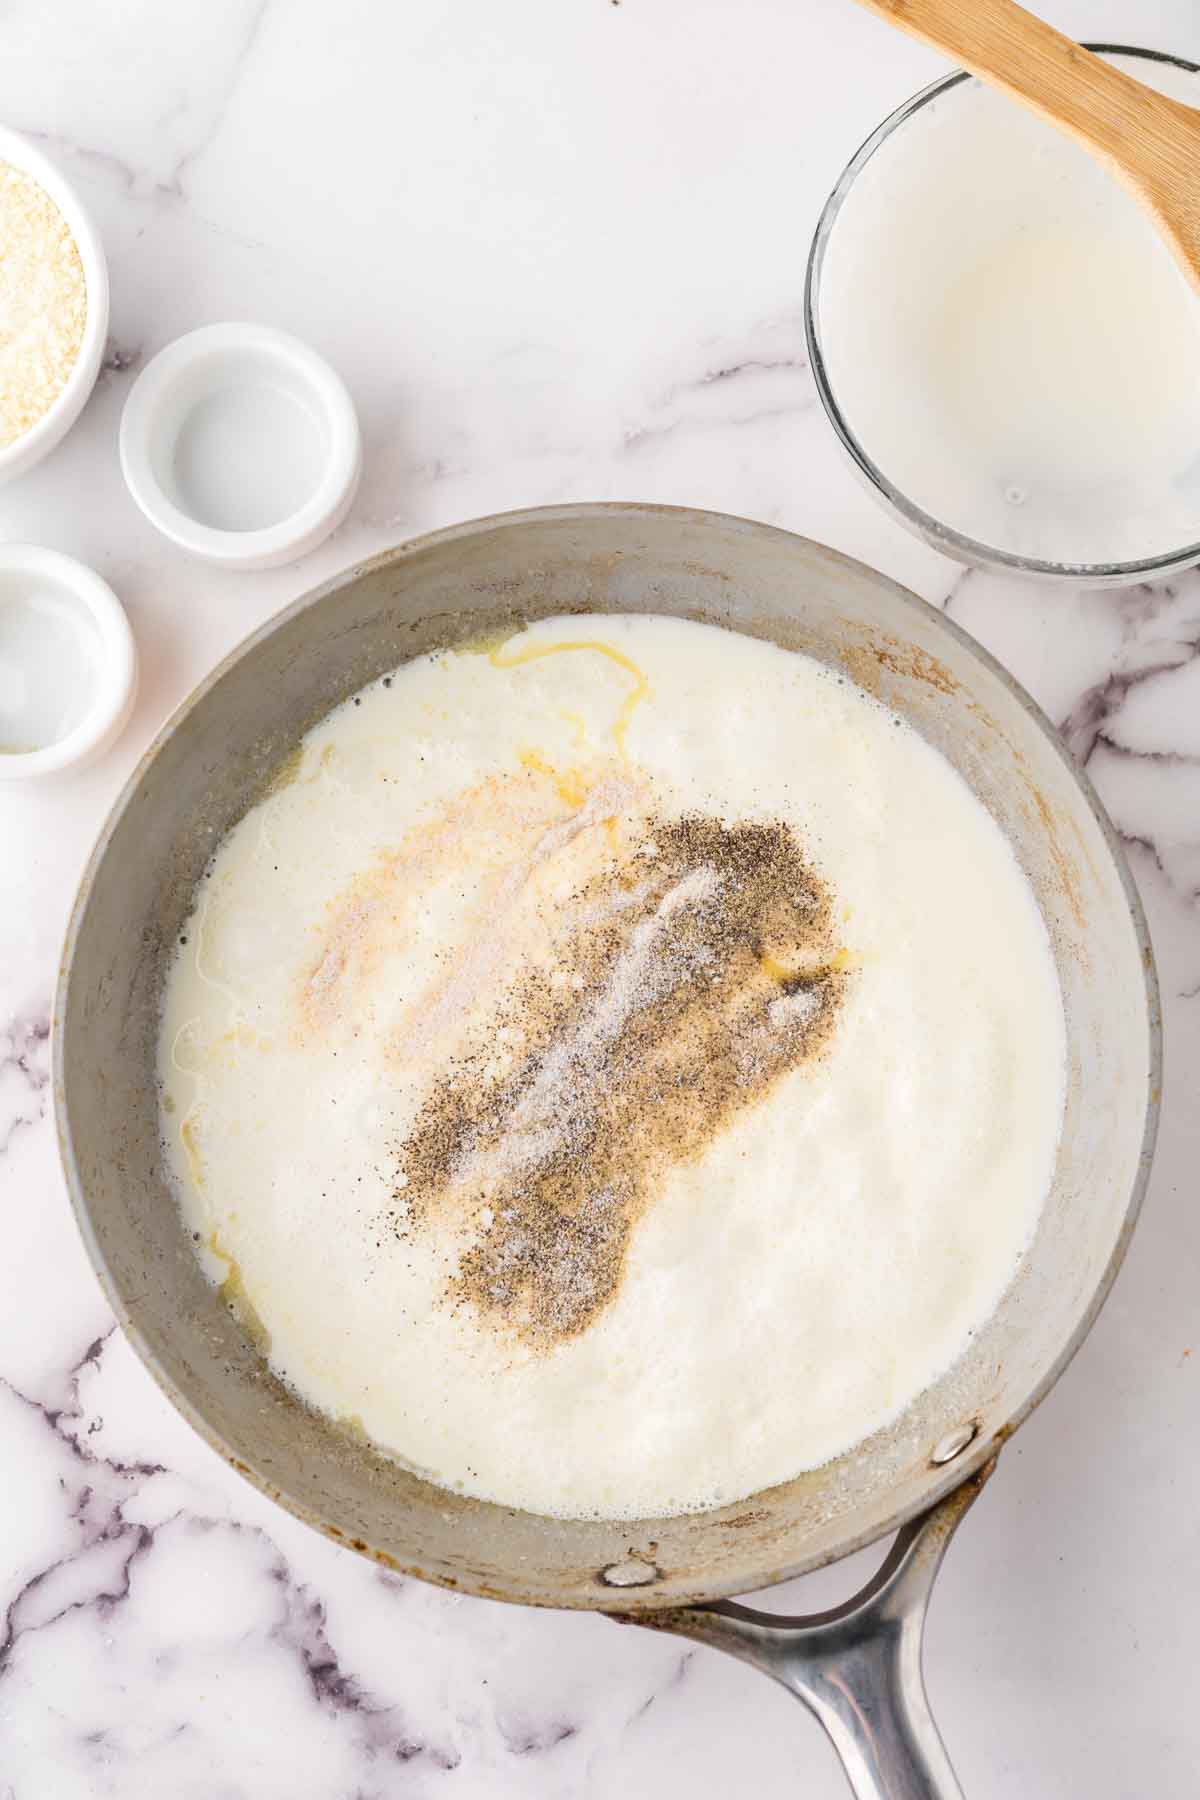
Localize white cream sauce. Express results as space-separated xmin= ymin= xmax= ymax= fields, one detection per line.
xmin=159 ymin=613 xmax=1065 ymax=1519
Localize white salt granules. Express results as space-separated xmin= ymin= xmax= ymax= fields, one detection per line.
xmin=0 ymin=159 xmax=87 ymax=447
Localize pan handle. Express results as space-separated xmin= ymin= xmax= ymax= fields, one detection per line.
xmin=625 ymin=1462 xmax=994 ymax=1800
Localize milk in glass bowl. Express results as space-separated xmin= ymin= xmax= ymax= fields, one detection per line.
xmin=806 ymin=46 xmax=1200 ymax=583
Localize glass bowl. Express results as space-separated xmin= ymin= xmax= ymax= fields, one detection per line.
xmin=805 ymin=45 xmax=1200 ymax=586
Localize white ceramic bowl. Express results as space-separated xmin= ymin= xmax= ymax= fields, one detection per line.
xmin=0 ymin=126 xmax=110 ymax=488
xmin=119 ymin=323 xmax=362 ymax=569
xmin=0 ymin=546 xmax=137 ymax=781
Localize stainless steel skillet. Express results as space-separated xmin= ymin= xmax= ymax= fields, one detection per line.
xmin=55 ymin=505 xmax=1160 ymax=1799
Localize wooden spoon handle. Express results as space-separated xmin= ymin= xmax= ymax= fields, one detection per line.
xmin=853 ymin=0 xmax=1194 ymax=180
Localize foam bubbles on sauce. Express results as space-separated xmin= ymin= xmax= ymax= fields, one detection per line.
xmin=158 ymin=615 xmax=1066 ymax=1520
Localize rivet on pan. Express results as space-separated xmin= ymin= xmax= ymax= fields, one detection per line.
xmin=930 ymin=1422 xmax=979 ymax=1465
xmin=600 ymin=1557 xmax=661 ymax=1588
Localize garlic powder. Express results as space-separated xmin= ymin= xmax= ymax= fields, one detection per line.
xmin=0 ymin=159 xmax=87 ymax=448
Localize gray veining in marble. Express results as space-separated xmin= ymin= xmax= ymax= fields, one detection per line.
xmin=2 ymin=1 xmax=1199 ymax=1794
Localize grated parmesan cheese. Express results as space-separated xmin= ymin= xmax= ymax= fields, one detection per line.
xmin=0 ymin=159 xmax=87 ymax=448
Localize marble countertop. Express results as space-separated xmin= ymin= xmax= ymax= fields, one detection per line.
xmin=3 ymin=1 xmax=1199 ymax=1794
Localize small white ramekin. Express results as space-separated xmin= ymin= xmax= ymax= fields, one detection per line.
xmin=118 ymin=323 xmax=362 ymax=570
xmin=0 ymin=126 xmax=110 ymax=488
xmin=0 ymin=546 xmax=137 ymax=781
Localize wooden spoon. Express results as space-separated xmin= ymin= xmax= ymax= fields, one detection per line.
xmin=853 ymin=0 xmax=1200 ymax=294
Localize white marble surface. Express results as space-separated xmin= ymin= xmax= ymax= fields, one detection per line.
xmin=2 ymin=1 xmax=1199 ymax=1793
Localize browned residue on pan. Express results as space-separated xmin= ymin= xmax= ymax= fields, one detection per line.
xmin=1025 ymin=781 xmax=1087 ymax=931
xmin=877 ymin=641 xmax=960 ymax=696
xmin=840 ymin=633 xmax=961 ymax=702
xmin=1003 ymin=742 xmax=1089 ymax=940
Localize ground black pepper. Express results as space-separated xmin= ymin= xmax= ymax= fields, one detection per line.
xmin=394 ymin=810 xmax=846 ymax=1348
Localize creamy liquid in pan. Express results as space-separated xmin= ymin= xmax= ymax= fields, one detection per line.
xmin=158 ymin=614 xmax=1066 ymax=1520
